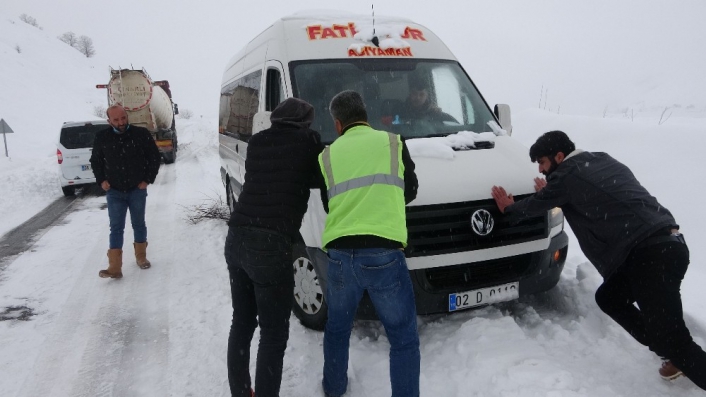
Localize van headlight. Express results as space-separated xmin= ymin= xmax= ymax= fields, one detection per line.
xmin=549 ymin=207 xmax=564 ymax=237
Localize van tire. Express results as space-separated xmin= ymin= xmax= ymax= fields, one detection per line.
xmin=61 ymin=186 xmax=75 ymax=197
xmin=163 ymin=150 xmax=176 ymax=164
xmin=292 ymin=244 xmax=328 ymax=331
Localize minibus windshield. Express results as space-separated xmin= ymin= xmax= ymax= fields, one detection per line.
xmin=290 ymin=59 xmax=496 ymax=144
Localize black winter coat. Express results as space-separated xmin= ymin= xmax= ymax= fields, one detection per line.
xmin=228 ymin=126 xmax=323 ymax=239
xmin=90 ymin=125 xmax=161 ymax=191
xmin=506 ymin=151 xmax=678 ymax=279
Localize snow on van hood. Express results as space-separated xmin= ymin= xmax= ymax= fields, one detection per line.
xmin=407 ymin=134 xmax=540 ymax=206
xmin=407 ymin=131 xmax=500 ymax=160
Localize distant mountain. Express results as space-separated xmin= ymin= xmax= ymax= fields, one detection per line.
xmin=0 ymin=12 xmax=108 ymax=158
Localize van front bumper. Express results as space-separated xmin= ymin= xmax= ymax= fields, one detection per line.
xmin=407 ymin=231 xmax=568 ymax=317
xmin=309 ymin=231 xmax=569 ymax=320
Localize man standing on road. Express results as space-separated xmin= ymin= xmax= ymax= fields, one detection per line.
xmin=90 ymin=105 xmax=161 ymax=279
xmin=224 ymin=98 xmax=323 ymax=397
xmin=491 ymin=130 xmax=706 ymax=390
xmin=319 ymin=90 xmax=420 ymax=397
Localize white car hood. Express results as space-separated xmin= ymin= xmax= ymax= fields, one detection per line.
xmin=408 ymin=135 xmax=539 ymax=206
xmin=301 ymin=135 xmax=541 ymax=248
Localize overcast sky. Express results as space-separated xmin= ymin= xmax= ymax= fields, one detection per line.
xmin=3 ymin=0 xmax=704 ymax=118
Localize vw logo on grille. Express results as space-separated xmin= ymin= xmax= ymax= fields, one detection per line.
xmin=471 ymin=209 xmax=494 ymax=236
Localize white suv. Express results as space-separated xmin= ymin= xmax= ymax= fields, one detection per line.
xmin=57 ymin=120 xmax=107 ymax=196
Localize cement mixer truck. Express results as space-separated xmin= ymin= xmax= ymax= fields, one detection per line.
xmin=97 ymin=68 xmax=179 ymax=163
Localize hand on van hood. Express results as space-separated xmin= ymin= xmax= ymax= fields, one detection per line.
xmin=270 ymin=97 xmax=315 ymax=129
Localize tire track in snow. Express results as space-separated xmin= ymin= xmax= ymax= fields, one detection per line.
xmin=111 ymin=163 xmax=176 ymax=397
xmin=15 ymin=199 xmax=123 ymax=397
xmin=17 ymin=165 xmax=176 ymax=397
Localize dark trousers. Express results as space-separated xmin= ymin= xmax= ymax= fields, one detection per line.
xmin=595 ymin=238 xmax=706 ymax=389
xmin=224 ymin=226 xmax=294 ymax=397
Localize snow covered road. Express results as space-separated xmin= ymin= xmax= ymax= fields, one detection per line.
xmin=1 ymin=117 xmax=705 ymax=396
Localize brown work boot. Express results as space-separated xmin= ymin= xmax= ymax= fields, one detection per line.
xmin=134 ymin=242 xmax=151 ymax=269
xmin=659 ymin=360 xmax=684 ymax=381
xmin=99 ymin=249 xmax=123 ymax=278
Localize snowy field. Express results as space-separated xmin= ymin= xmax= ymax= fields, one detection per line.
xmin=1 ymin=5 xmax=706 ymax=397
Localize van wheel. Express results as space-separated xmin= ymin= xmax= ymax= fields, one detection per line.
xmin=61 ymin=186 xmax=75 ymax=197
xmin=163 ymin=150 xmax=176 ymax=164
xmin=292 ymin=244 xmax=328 ymax=330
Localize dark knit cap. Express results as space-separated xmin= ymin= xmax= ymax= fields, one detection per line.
xmin=270 ymin=97 xmax=315 ymax=129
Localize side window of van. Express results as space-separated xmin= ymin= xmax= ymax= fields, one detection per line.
xmin=219 ymin=70 xmax=262 ymax=140
xmin=265 ymin=69 xmax=283 ymax=111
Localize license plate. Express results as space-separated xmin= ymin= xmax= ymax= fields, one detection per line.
xmin=81 ymin=164 xmax=91 ymax=171
xmin=449 ymin=282 xmax=519 ymax=312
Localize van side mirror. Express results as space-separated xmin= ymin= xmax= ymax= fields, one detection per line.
xmin=252 ymin=111 xmax=272 ymax=134
xmin=173 ymin=103 xmax=179 ymax=115
xmin=494 ymin=104 xmax=512 ymax=136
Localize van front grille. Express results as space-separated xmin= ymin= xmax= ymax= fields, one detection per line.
xmin=419 ymin=253 xmax=533 ymax=292
xmin=405 ymin=196 xmax=547 ymax=258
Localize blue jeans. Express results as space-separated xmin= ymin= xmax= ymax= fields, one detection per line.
xmin=323 ymin=248 xmax=420 ymax=397
xmin=106 ymin=187 xmax=148 ymax=249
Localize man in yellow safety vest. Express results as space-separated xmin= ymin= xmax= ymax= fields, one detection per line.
xmin=319 ymin=90 xmax=420 ymax=397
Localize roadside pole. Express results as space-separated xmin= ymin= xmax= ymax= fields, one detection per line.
xmin=0 ymin=118 xmax=14 ymax=157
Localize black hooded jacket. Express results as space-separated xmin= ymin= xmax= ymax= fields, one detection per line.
xmin=505 ymin=151 xmax=678 ymax=279
xmin=90 ymin=125 xmax=161 ymax=191
xmin=228 ymin=98 xmax=324 ymax=238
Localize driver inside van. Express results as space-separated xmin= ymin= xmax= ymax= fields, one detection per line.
xmin=399 ymin=75 xmax=458 ymax=125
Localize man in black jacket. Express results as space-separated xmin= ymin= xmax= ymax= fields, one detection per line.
xmin=491 ymin=130 xmax=706 ymax=390
xmin=224 ymin=98 xmax=323 ymax=397
xmin=90 ymin=105 xmax=161 ymax=279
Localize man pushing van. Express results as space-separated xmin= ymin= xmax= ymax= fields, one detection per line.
xmin=491 ymin=130 xmax=706 ymax=390
xmin=319 ymin=91 xmax=420 ymax=397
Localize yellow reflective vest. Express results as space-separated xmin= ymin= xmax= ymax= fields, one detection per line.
xmin=319 ymin=124 xmax=407 ymax=248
